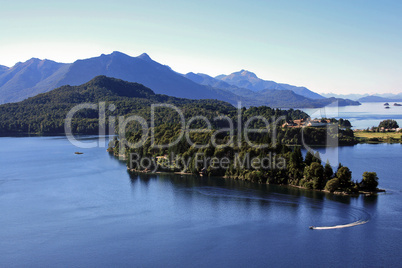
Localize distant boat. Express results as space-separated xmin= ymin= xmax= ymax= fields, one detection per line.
xmin=394 ymin=103 xmax=402 ymax=106
xmin=309 ymin=226 xmax=315 ymax=229
xmin=385 ymin=106 xmax=390 ymax=109
xmin=384 ymin=103 xmax=389 ymax=106
xmin=74 ymin=152 xmax=84 ymax=154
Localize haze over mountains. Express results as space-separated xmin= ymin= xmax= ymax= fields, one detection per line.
xmin=0 ymin=51 xmax=359 ymax=108
xmin=0 ymin=52 xmax=241 ymax=104
xmin=184 ymin=71 xmax=358 ymax=107
xmin=184 ymin=70 xmax=324 ymax=100
xmin=215 ymin=70 xmax=324 ymax=99
xmin=322 ymin=93 xmax=402 ymax=102
xmin=357 ymin=95 xmax=402 ymax=102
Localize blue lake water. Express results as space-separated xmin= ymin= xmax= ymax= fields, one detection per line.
xmin=302 ymin=102 xmax=402 ymax=129
xmin=0 ymin=136 xmax=401 ymax=267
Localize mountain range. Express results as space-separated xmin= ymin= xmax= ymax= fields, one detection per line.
xmin=215 ymin=70 xmax=324 ymax=99
xmin=0 ymin=52 xmax=243 ymax=104
xmin=357 ymin=96 xmax=402 ymax=103
xmin=322 ymin=93 xmax=402 ymax=102
xmin=0 ymin=51 xmax=359 ymax=108
xmin=184 ymin=71 xmax=358 ymax=107
xmin=0 ymin=76 xmax=235 ymax=135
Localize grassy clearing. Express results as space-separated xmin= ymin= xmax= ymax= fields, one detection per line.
xmin=355 ymin=131 xmax=402 ymax=142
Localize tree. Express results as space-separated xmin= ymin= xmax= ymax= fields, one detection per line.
xmin=313 ymin=151 xmax=321 ymax=164
xmin=378 ymin=119 xmax=399 ymax=129
xmin=325 ymin=178 xmax=339 ymax=192
xmin=336 ymin=166 xmax=353 ymax=190
xmin=305 ymin=151 xmax=314 ymax=166
xmin=336 ymin=163 xmax=343 ymax=173
xmin=339 ymin=118 xmax=352 ymax=128
xmin=360 ymin=172 xmax=379 ymax=191
xmin=324 ymin=160 xmax=334 ymax=181
xmin=303 ymin=162 xmax=325 ymax=190
xmin=288 ymin=147 xmax=304 ymax=183
xmin=293 ymin=147 xmax=304 ymax=167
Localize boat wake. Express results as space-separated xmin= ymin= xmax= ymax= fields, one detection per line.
xmin=190 ymin=186 xmax=371 ymax=230
xmin=311 ymin=219 xmax=369 ymax=230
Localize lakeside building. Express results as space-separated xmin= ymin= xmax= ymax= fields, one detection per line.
xmin=282 ymin=119 xmax=331 ymax=128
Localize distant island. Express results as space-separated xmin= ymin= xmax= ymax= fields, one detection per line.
xmin=358 ymin=96 xmax=402 ymax=103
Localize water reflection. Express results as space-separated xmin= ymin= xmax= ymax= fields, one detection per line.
xmin=125 ymin=169 xmax=378 ymax=223
xmin=362 ymin=194 xmax=379 ymax=212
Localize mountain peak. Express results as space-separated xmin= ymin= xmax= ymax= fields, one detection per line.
xmin=137 ymin=53 xmax=153 ymax=62
xmin=111 ymin=51 xmax=126 ymax=55
xmin=214 ymin=69 xmax=324 ymax=99
xmin=237 ymin=69 xmax=258 ymax=78
xmin=29 ymin=57 xmax=41 ymax=62
xmin=11 ymin=58 xmax=52 ymax=69
xmin=109 ymin=51 xmax=130 ymax=58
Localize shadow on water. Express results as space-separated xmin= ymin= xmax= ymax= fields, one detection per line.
xmin=324 ymin=192 xmax=352 ymax=205
xmin=126 ymin=167 xmax=378 ymax=200
xmin=126 ymin=170 xmax=377 ymax=208
xmin=128 ymin=172 xmax=159 ymax=187
xmin=362 ymin=194 xmax=379 ymax=211
xmin=106 ymin=153 xmax=127 ymax=168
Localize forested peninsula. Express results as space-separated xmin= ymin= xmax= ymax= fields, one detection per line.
xmin=108 ymin=123 xmax=382 ymax=196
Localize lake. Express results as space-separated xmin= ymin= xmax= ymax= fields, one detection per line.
xmin=302 ymin=102 xmax=402 ymax=129
xmin=0 ymin=136 xmax=401 ymax=267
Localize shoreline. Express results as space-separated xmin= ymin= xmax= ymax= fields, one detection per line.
xmin=1 ymin=133 xmax=400 ymax=145
xmin=126 ymin=166 xmax=386 ymax=197
xmin=287 ymin=184 xmax=385 ymax=196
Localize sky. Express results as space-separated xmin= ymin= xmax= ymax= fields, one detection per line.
xmin=0 ymin=0 xmax=401 ymax=95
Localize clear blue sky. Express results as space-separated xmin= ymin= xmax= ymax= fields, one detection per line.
xmin=1 ymin=0 xmax=401 ymax=94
